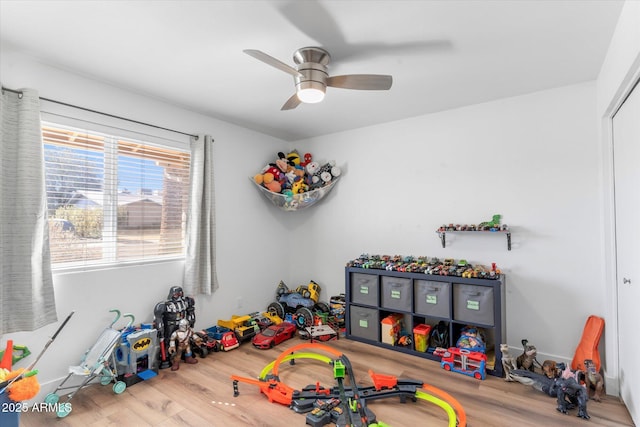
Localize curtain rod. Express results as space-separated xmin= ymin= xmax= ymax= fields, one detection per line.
xmin=2 ymin=86 xmax=199 ymax=140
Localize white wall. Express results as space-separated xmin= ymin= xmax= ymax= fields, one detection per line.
xmin=290 ymin=82 xmax=603 ymax=367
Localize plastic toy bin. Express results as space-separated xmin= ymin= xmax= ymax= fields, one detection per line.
xmin=380 ymin=313 xmax=403 ymax=346
xmin=453 ymin=283 xmax=495 ymax=326
xmin=414 ymin=280 xmax=450 ymax=318
xmin=350 ymin=273 xmax=378 ymax=306
xmin=380 ymin=276 xmax=411 ymax=311
xmin=349 ymin=306 xmax=379 ymax=341
xmin=413 ymin=324 xmax=432 ymax=352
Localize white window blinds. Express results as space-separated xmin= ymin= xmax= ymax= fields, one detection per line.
xmin=43 ymin=123 xmax=191 ymax=267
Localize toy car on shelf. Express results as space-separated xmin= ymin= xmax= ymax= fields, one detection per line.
xmin=251 ymin=322 xmax=297 ymax=349
xmin=266 ymin=280 xmax=330 ymax=329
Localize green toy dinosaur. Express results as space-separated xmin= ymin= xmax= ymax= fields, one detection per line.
xmin=479 ymin=214 xmax=501 ymax=229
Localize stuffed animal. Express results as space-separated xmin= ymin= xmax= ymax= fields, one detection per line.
xmin=291 ymin=176 xmax=308 ymax=194
xmin=276 ymin=150 xmax=302 ymax=172
xmin=275 ymin=153 xmax=290 ymax=173
xmin=310 ymin=160 xmax=341 ymax=190
xmin=254 ymin=165 xmax=282 ymax=193
xmin=305 ymin=161 xmax=320 ymax=187
xmin=286 ymin=150 xmax=301 ymax=166
xmin=300 ymin=152 xmax=312 ymax=167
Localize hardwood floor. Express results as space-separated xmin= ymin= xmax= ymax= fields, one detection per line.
xmin=20 ymin=337 xmax=634 ymax=427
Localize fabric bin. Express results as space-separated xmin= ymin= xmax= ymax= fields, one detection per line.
xmin=380 ymin=276 xmax=411 ymax=311
xmin=414 ymin=280 xmax=450 ymax=318
xmin=453 ymin=283 xmax=494 ymax=325
xmin=349 ymin=306 xmax=379 ymax=341
xmin=350 ymin=273 xmax=378 ymax=306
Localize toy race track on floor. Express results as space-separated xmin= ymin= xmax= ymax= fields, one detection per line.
xmin=231 ymin=342 xmax=466 ymax=427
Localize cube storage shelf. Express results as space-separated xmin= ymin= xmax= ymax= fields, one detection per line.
xmin=345 ymin=266 xmax=506 ymax=377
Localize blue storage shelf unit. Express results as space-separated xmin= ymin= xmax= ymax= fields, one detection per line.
xmin=344 ymin=266 xmax=506 ymax=377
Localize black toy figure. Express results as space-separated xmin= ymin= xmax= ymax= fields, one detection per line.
xmin=510 ymin=362 xmax=590 ymax=420
xmin=554 ymin=363 xmax=590 ymax=420
xmin=154 ymin=286 xmax=196 ymax=369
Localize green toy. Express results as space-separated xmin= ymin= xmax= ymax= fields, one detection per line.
xmin=0 ymin=344 xmax=31 ymax=366
xmin=478 ymin=214 xmax=501 ymax=229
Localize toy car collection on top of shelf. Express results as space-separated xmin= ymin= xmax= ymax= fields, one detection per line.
xmin=436 ymin=214 xmax=512 ymax=250
xmin=346 ymin=253 xmax=502 ymax=280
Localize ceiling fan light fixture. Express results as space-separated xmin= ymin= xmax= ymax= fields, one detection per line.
xmin=296 ymin=80 xmax=326 ymax=103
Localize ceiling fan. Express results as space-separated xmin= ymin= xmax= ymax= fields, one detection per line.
xmin=244 ymin=46 xmax=393 ymax=110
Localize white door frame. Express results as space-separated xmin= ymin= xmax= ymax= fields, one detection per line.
xmin=600 ymin=55 xmax=640 ymax=397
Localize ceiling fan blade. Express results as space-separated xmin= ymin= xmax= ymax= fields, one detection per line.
xmin=278 ymin=0 xmax=346 ymax=49
xmin=327 ymin=75 xmax=393 ymax=90
xmin=243 ymin=49 xmax=302 ymax=78
xmin=278 ymin=0 xmax=452 ymax=63
xmin=281 ymin=93 xmax=302 ymax=110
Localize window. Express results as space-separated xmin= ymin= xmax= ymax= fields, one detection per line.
xmin=43 ymin=123 xmax=191 ymax=267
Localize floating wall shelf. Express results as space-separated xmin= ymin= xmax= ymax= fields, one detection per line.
xmin=437 ymin=230 xmax=512 ymax=251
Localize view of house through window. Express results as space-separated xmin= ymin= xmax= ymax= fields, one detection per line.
xmin=43 ymin=123 xmax=191 ymax=267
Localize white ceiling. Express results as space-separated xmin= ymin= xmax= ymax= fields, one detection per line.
xmin=0 ymin=0 xmax=624 ymax=141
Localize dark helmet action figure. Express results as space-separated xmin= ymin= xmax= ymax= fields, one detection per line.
xmin=154 ymin=286 xmax=196 ymax=369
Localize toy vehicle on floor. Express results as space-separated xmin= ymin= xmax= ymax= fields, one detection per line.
xmin=251 ymin=322 xmax=297 ymax=349
xmin=249 ymin=311 xmax=283 ymax=330
xmin=218 ymin=315 xmax=260 ymax=342
xmin=440 ymin=347 xmax=487 ymax=380
xmin=299 ymin=324 xmax=338 ymax=342
xmin=204 ymin=326 xmax=240 ymax=351
xmin=267 ymin=280 xmax=330 ymax=329
xmin=192 ymin=330 xmax=222 ymax=356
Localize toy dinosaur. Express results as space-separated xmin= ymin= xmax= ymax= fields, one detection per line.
xmin=510 ymin=363 xmax=590 ymax=420
xmin=555 ymin=363 xmax=590 ymax=419
xmin=478 ymin=214 xmax=501 ymax=230
xmin=499 ymin=343 xmax=518 ymax=381
xmin=510 ymin=369 xmax=557 ymax=395
xmin=542 ymin=360 xmax=558 ymax=379
xmin=584 ymin=359 xmax=605 ymax=402
xmin=516 ymin=339 xmax=538 ymax=372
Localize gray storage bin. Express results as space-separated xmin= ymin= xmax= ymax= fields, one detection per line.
xmin=453 ymin=283 xmax=494 ymax=325
xmin=349 ymin=306 xmax=379 ymax=341
xmin=414 ymin=280 xmax=450 ymax=318
xmin=350 ymin=273 xmax=378 ymax=306
xmin=381 ymin=276 xmax=412 ymax=311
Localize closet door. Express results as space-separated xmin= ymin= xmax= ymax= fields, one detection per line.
xmin=612 ymin=80 xmax=640 ymax=423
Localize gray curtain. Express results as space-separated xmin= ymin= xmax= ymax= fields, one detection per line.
xmin=183 ymin=135 xmax=218 ymax=295
xmin=1 ymin=88 xmax=57 ymax=334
